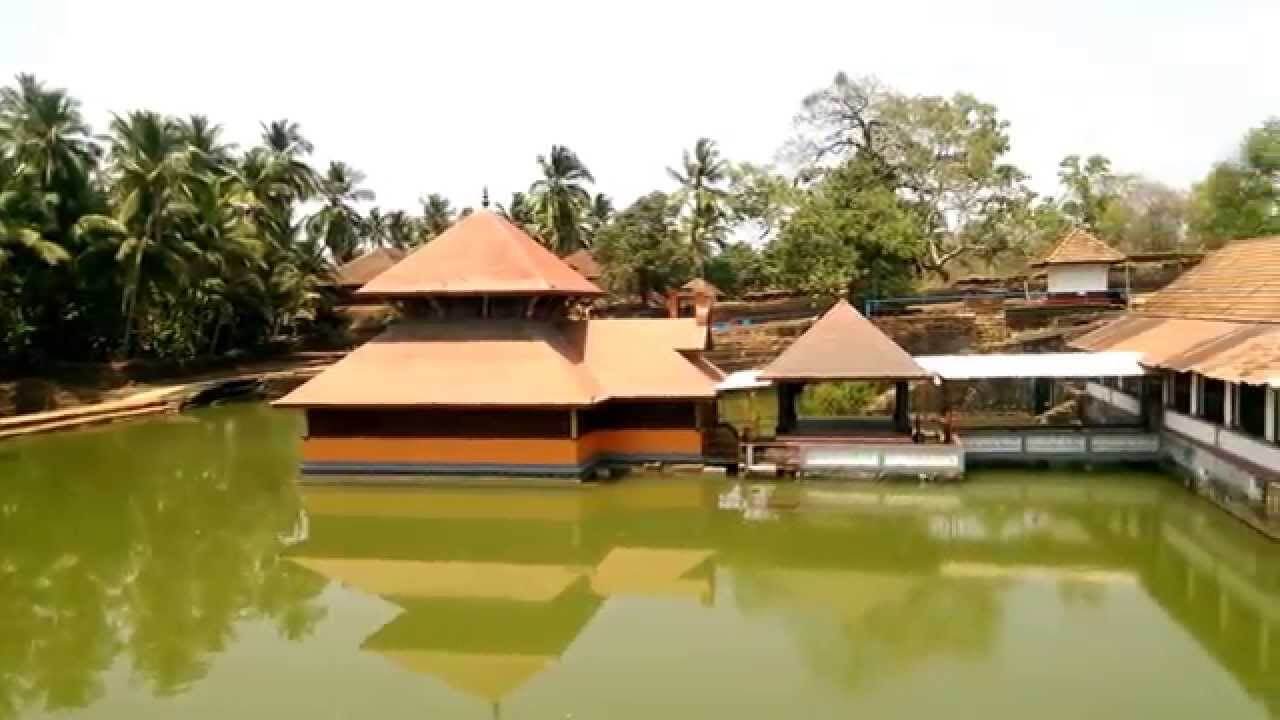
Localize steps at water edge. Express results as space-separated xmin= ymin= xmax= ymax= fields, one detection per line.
xmin=0 ymin=402 xmax=175 ymax=440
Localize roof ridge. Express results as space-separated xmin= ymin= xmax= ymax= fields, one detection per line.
xmin=502 ymin=213 xmax=557 ymax=291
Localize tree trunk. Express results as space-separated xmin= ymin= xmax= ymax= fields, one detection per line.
xmin=119 ymin=238 xmax=146 ymax=358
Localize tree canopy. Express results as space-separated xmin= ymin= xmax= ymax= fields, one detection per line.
xmin=1 ymin=70 xmax=1273 ymax=367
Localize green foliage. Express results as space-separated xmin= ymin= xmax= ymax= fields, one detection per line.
xmin=419 ymin=192 xmax=455 ymax=242
xmin=797 ymin=382 xmax=881 ymax=416
xmin=727 ymin=163 xmax=799 ymax=242
xmin=529 ymin=145 xmax=595 ymax=253
xmin=0 ymin=74 xmax=350 ymax=366
xmin=667 ymin=138 xmax=730 ymax=271
xmin=768 ymin=158 xmax=922 ymax=300
xmin=1190 ymin=119 xmax=1280 ymax=247
xmin=705 ymin=243 xmax=771 ymax=297
xmin=791 ymin=74 xmax=1034 ymax=281
xmin=594 ymin=192 xmax=694 ymax=297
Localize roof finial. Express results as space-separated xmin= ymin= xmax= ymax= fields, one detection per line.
xmin=482 ymin=186 xmax=490 ymax=209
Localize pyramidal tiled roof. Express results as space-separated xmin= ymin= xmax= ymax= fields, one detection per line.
xmin=332 ymin=247 xmax=407 ymax=289
xmin=1034 ymin=229 xmax=1126 ymax=267
xmin=274 ymin=318 xmax=716 ymax=408
xmin=357 ymin=211 xmax=604 ymax=297
xmin=760 ymin=300 xmax=929 ymax=381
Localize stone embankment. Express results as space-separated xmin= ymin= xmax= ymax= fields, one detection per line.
xmin=0 ymin=353 xmax=339 ymax=440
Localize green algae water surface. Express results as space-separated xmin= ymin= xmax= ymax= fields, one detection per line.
xmin=1 ymin=403 xmax=1278 ymax=719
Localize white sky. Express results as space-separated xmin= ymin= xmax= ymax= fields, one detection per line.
xmin=2 ymin=0 xmax=1277 ymax=213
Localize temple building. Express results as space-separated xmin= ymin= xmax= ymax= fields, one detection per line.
xmin=740 ymin=300 xmax=963 ymax=477
xmin=329 ymin=247 xmax=407 ymax=303
xmin=276 ymin=211 xmax=722 ymax=478
xmin=1032 ymin=228 xmax=1125 ymax=301
xmin=1074 ymin=236 xmax=1280 ymax=518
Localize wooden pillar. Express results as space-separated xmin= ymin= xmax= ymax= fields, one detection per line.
xmin=1266 ymin=388 xmax=1277 ymax=443
xmin=777 ymin=382 xmax=800 ymax=435
xmin=1190 ymin=374 xmax=1201 ymax=417
xmin=1032 ymin=378 xmax=1050 ymax=416
xmin=893 ymin=381 xmax=910 ymax=434
xmin=941 ymin=381 xmax=953 ymax=443
xmin=1224 ymin=382 xmax=1236 ymax=428
xmin=570 ymin=409 xmax=580 ymax=439
xmin=1163 ymin=371 xmax=1173 ymax=407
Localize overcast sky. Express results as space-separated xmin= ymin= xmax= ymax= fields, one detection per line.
xmin=2 ymin=0 xmax=1277 ymax=213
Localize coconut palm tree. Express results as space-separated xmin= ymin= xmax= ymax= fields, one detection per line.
xmin=667 ymin=137 xmax=729 ymax=272
xmin=0 ymin=157 xmax=69 ymax=267
xmin=529 ymin=145 xmax=594 ymax=253
xmin=308 ymin=161 xmax=374 ymax=263
xmin=363 ymin=207 xmax=389 ymax=248
xmin=177 ymin=115 xmax=234 ymax=177
xmin=77 ymin=111 xmax=199 ymax=356
xmin=419 ymin=192 xmax=454 ymax=241
xmin=0 ymin=73 xmax=102 ymax=254
xmin=257 ymin=119 xmax=319 ymax=208
xmin=585 ymin=192 xmax=614 ymax=245
xmin=0 ymin=74 xmax=100 ymax=199
xmin=385 ymin=210 xmax=419 ymax=249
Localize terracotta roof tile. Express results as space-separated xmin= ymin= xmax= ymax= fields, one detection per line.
xmin=357 ymin=211 xmax=604 ymax=298
xmin=1137 ymin=236 xmax=1280 ymax=322
xmin=1071 ymin=314 xmax=1280 ymax=384
xmin=276 ymin=318 xmax=715 ymax=408
xmin=332 ymin=247 xmax=407 ymax=289
xmin=562 ymin=249 xmax=602 ymax=281
xmin=1033 ymin=229 xmax=1125 ymax=267
xmin=564 ymin=319 xmax=716 ymax=401
xmin=760 ymin=300 xmax=929 ymax=381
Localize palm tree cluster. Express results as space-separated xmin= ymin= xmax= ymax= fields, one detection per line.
xmin=498 ymin=145 xmax=614 ymax=254
xmin=0 ymin=74 xmax=755 ymax=368
xmin=667 ymin=137 xmax=731 ymax=274
xmin=0 ymin=75 xmax=436 ymax=366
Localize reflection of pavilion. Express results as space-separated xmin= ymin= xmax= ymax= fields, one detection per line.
xmin=288 ymin=487 xmax=716 ymax=711
xmin=289 ymin=479 xmax=1280 ymax=715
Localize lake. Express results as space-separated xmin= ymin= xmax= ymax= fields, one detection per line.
xmin=1 ymin=403 xmax=1278 ymax=719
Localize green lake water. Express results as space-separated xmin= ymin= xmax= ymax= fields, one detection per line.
xmin=2 ymin=403 xmax=1279 ymax=719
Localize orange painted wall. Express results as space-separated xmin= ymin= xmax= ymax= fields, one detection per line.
xmin=576 ymin=429 xmax=702 ymax=463
xmin=303 ymin=429 xmax=703 ymax=468
xmin=303 ymin=436 xmax=580 ymax=465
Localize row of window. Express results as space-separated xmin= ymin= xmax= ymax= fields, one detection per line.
xmin=1098 ymin=372 xmax=1273 ymax=442
xmin=1168 ymin=371 xmax=1269 ymax=441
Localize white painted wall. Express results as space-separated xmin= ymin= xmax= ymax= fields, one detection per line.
xmin=1218 ymin=428 xmax=1280 ymax=477
xmin=1047 ymin=264 xmax=1110 ymax=294
xmin=1086 ymin=381 xmax=1141 ymax=416
xmin=1165 ymin=410 xmax=1218 ymax=446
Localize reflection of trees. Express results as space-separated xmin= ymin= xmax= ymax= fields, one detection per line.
xmin=734 ymin=567 xmax=1003 ymax=691
xmin=0 ymin=404 xmax=326 ymax=717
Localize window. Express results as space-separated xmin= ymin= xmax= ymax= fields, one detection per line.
xmin=1119 ymin=376 xmax=1143 ymax=396
xmin=1200 ymin=377 xmax=1226 ymax=423
xmin=1172 ymin=372 xmax=1192 ymax=414
xmin=1239 ymin=383 xmax=1267 ymax=439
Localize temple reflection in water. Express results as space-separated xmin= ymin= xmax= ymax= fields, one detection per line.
xmin=287 ymin=474 xmax=1280 ymax=718
xmin=1 ymin=404 xmax=1278 ymax=718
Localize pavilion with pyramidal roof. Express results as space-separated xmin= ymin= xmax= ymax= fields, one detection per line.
xmin=276 ymin=211 xmax=724 ymax=478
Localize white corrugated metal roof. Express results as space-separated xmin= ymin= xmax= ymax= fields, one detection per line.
xmin=915 ymin=352 xmax=1147 ymax=380
xmin=716 ymin=370 xmax=772 ymax=392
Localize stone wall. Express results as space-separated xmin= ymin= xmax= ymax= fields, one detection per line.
xmin=707 ymin=312 xmax=981 ymax=371
xmin=872 ymin=314 xmax=979 ymax=355
xmin=1004 ymin=304 xmax=1120 ymax=333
